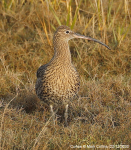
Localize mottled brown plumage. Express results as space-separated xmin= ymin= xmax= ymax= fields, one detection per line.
xmin=35 ymin=25 xmax=110 ymax=125
xmin=36 ymin=26 xmax=80 ymax=107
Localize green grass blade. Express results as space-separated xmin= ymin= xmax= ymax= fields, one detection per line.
xmin=71 ymin=0 xmax=82 ymax=29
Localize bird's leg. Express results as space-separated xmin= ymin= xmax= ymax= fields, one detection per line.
xmin=50 ymin=105 xmax=56 ymax=125
xmin=64 ymin=104 xmax=69 ymax=126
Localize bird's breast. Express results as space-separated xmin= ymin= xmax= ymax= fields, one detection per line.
xmin=40 ymin=64 xmax=80 ymax=102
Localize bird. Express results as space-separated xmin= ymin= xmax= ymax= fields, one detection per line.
xmin=35 ymin=25 xmax=110 ymax=125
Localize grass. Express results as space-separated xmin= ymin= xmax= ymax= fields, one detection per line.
xmin=0 ymin=0 xmax=131 ymax=149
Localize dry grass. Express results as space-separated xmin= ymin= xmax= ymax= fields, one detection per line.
xmin=0 ymin=0 xmax=131 ymax=149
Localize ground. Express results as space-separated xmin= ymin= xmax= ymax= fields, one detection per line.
xmin=0 ymin=0 xmax=131 ymax=149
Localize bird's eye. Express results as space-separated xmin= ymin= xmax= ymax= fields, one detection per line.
xmin=66 ymin=31 xmax=69 ymax=34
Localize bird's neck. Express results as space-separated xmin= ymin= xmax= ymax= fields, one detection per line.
xmin=51 ymin=40 xmax=72 ymax=66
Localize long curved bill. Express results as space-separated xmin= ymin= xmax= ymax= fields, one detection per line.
xmin=73 ymin=33 xmax=111 ymax=50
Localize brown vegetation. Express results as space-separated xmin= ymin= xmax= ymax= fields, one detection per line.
xmin=0 ymin=0 xmax=131 ymax=149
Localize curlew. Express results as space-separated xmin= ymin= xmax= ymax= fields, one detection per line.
xmin=35 ymin=25 xmax=110 ymax=125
